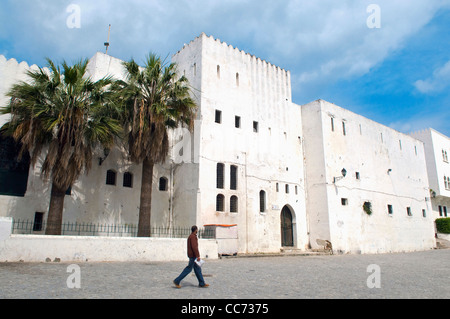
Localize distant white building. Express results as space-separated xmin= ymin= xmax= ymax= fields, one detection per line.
xmin=410 ymin=129 xmax=450 ymax=222
xmin=0 ymin=33 xmax=437 ymax=255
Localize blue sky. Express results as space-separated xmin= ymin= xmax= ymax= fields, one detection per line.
xmin=1 ymin=0 xmax=449 ymax=136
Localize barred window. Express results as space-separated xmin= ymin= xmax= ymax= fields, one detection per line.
xmin=217 ymin=163 xmax=224 ymax=189
xmin=106 ymin=170 xmax=117 ymax=186
xmin=230 ymin=196 xmax=238 ymax=213
xmin=123 ymin=172 xmax=133 ymax=188
xmin=216 ymin=194 xmax=225 ymax=212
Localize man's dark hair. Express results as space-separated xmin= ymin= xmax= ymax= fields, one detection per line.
xmin=191 ymin=225 xmax=198 ymax=233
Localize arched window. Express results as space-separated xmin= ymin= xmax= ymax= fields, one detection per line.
xmin=216 ymin=194 xmax=225 ymax=212
xmin=106 ymin=170 xmax=117 ymax=186
xmin=230 ymin=196 xmax=238 ymax=213
xmin=259 ymin=190 xmax=266 ymax=213
xmin=123 ymin=172 xmax=133 ymax=188
xmin=159 ymin=177 xmax=168 ymax=191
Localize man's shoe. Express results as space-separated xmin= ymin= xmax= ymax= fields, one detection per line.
xmin=199 ymin=284 xmax=210 ymax=288
xmin=173 ymin=281 xmax=181 ymax=289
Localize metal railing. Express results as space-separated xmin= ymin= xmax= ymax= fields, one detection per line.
xmin=11 ymin=219 xmax=216 ymax=239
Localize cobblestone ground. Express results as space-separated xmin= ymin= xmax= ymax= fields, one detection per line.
xmin=0 ymin=249 xmax=449 ymax=299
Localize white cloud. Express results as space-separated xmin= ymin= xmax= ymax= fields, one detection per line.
xmin=414 ymin=60 xmax=450 ymax=94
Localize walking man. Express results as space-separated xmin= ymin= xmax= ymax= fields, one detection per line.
xmin=173 ymin=225 xmax=209 ymax=288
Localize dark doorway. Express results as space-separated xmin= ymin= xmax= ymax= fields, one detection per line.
xmin=281 ymin=206 xmax=294 ymax=247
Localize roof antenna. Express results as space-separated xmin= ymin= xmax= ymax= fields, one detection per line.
xmin=104 ymin=24 xmax=111 ymax=54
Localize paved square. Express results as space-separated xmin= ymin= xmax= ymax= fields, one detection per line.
xmin=0 ymin=249 xmax=448 ymax=299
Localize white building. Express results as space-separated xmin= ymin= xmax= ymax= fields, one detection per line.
xmin=0 ymin=33 xmax=437 ymax=255
xmin=302 ymin=100 xmax=435 ymax=254
xmin=410 ymin=129 xmax=450 ymax=221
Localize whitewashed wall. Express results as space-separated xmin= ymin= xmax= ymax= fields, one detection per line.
xmin=302 ymin=100 xmax=436 ymax=254
xmin=0 ymin=218 xmax=218 ymax=263
xmin=173 ymin=34 xmax=309 ymax=254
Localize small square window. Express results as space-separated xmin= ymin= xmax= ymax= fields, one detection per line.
xmin=387 ymin=204 xmax=393 ymax=216
xmin=253 ymin=121 xmax=259 ymax=133
xmin=215 ymin=110 xmax=222 ymax=124
xmin=235 ymin=116 xmax=241 ymax=128
xmin=341 ymin=198 xmax=348 ymax=206
xmin=407 ymin=207 xmax=412 ymax=216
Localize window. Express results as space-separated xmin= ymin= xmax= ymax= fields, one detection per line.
xmin=106 ymin=170 xmax=117 ymax=185
xmin=33 ymin=212 xmax=44 ymax=231
xmin=422 ymin=209 xmax=427 ymax=218
xmin=259 ymin=190 xmax=266 ymax=213
xmin=439 ymin=205 xmax=443 ymax=217
xmin=123 ymin=172 xmax=133 ymax=188
xmin=159 ymin=177 xmax=168 ymax=191
xmin=253 ymin=121 xmax=259 ymax=133
xmin=230 ymin=196 xmax=238 ymax=213
xmin=216 ymin=163 xmax=224 ymax=189
xmin=444 ymin=206 xmax=448 ymax=217
xmin=236 ymin=73 xmax=240 ymax=86
xmin=295 ymin=185 xmax=298 ymax=195
xmin=276 ymin=183 xmax=279 ymax=192
xmin=445 ymin=176 xmax=449 ymax=190
xmin=342 ymin=122 xmax=346 ymax=136
xmin=215 ymin=110 xmax=222 ymax=124
xmin=0 ymin=135 xmax=30 ymax=197
xmin=399 ymin=140 xmax=402 ymax=150
xmin=230 ymin=165 xmax=238 ymax=190
xmin=415 ymin=146 xmax=418 ymax=156
xmin=341 ymin=198 xmax=348 ymax=206
xmin=216 ymin=194 xmax=225 ymax=212
xmin=285 ymin=184 xmax=289 ymax=194
xmin=217 ymin=65 xmax=220 ymax=79
xmin=356 ymin=172 xmax=360 ymax=180
xmin=443 ymin=150 xmax=448 ymax=162
xmin=193 ymin=63 xmax=197 ymax=76
xmin=363 ymin=202 xmax=372 ymax=215
xmin=407 ymin=207 xmax=412 ymax=217
xmin=235 ymin=116 xmax=241 ymax=128
xmin=387 ymin=205 xmax=393 ymax=216
xmin=331 ymin=117 xmax=335 ymax=132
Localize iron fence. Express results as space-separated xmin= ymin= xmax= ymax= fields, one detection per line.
xmin=11 ymin=219 xmax=216 ymax=239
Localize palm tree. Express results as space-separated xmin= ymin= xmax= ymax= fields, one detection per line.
xmin=116 ymin=54 xmax=197 ymax=237
xmin=1 ymin=58 xmax=122 ymax=235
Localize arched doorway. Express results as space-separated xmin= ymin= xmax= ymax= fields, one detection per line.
xmin=281 ymin=206 xmax=294 ymax=247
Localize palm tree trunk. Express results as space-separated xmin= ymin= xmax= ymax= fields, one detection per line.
xmin=46 ymin=183 xmax=66 ymax=235
xmin=138 ymin=157 xmax=154 ymax=237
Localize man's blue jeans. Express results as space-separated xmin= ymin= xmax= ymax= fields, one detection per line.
xmin=174 ymin=257 xmax=206 ymax=287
